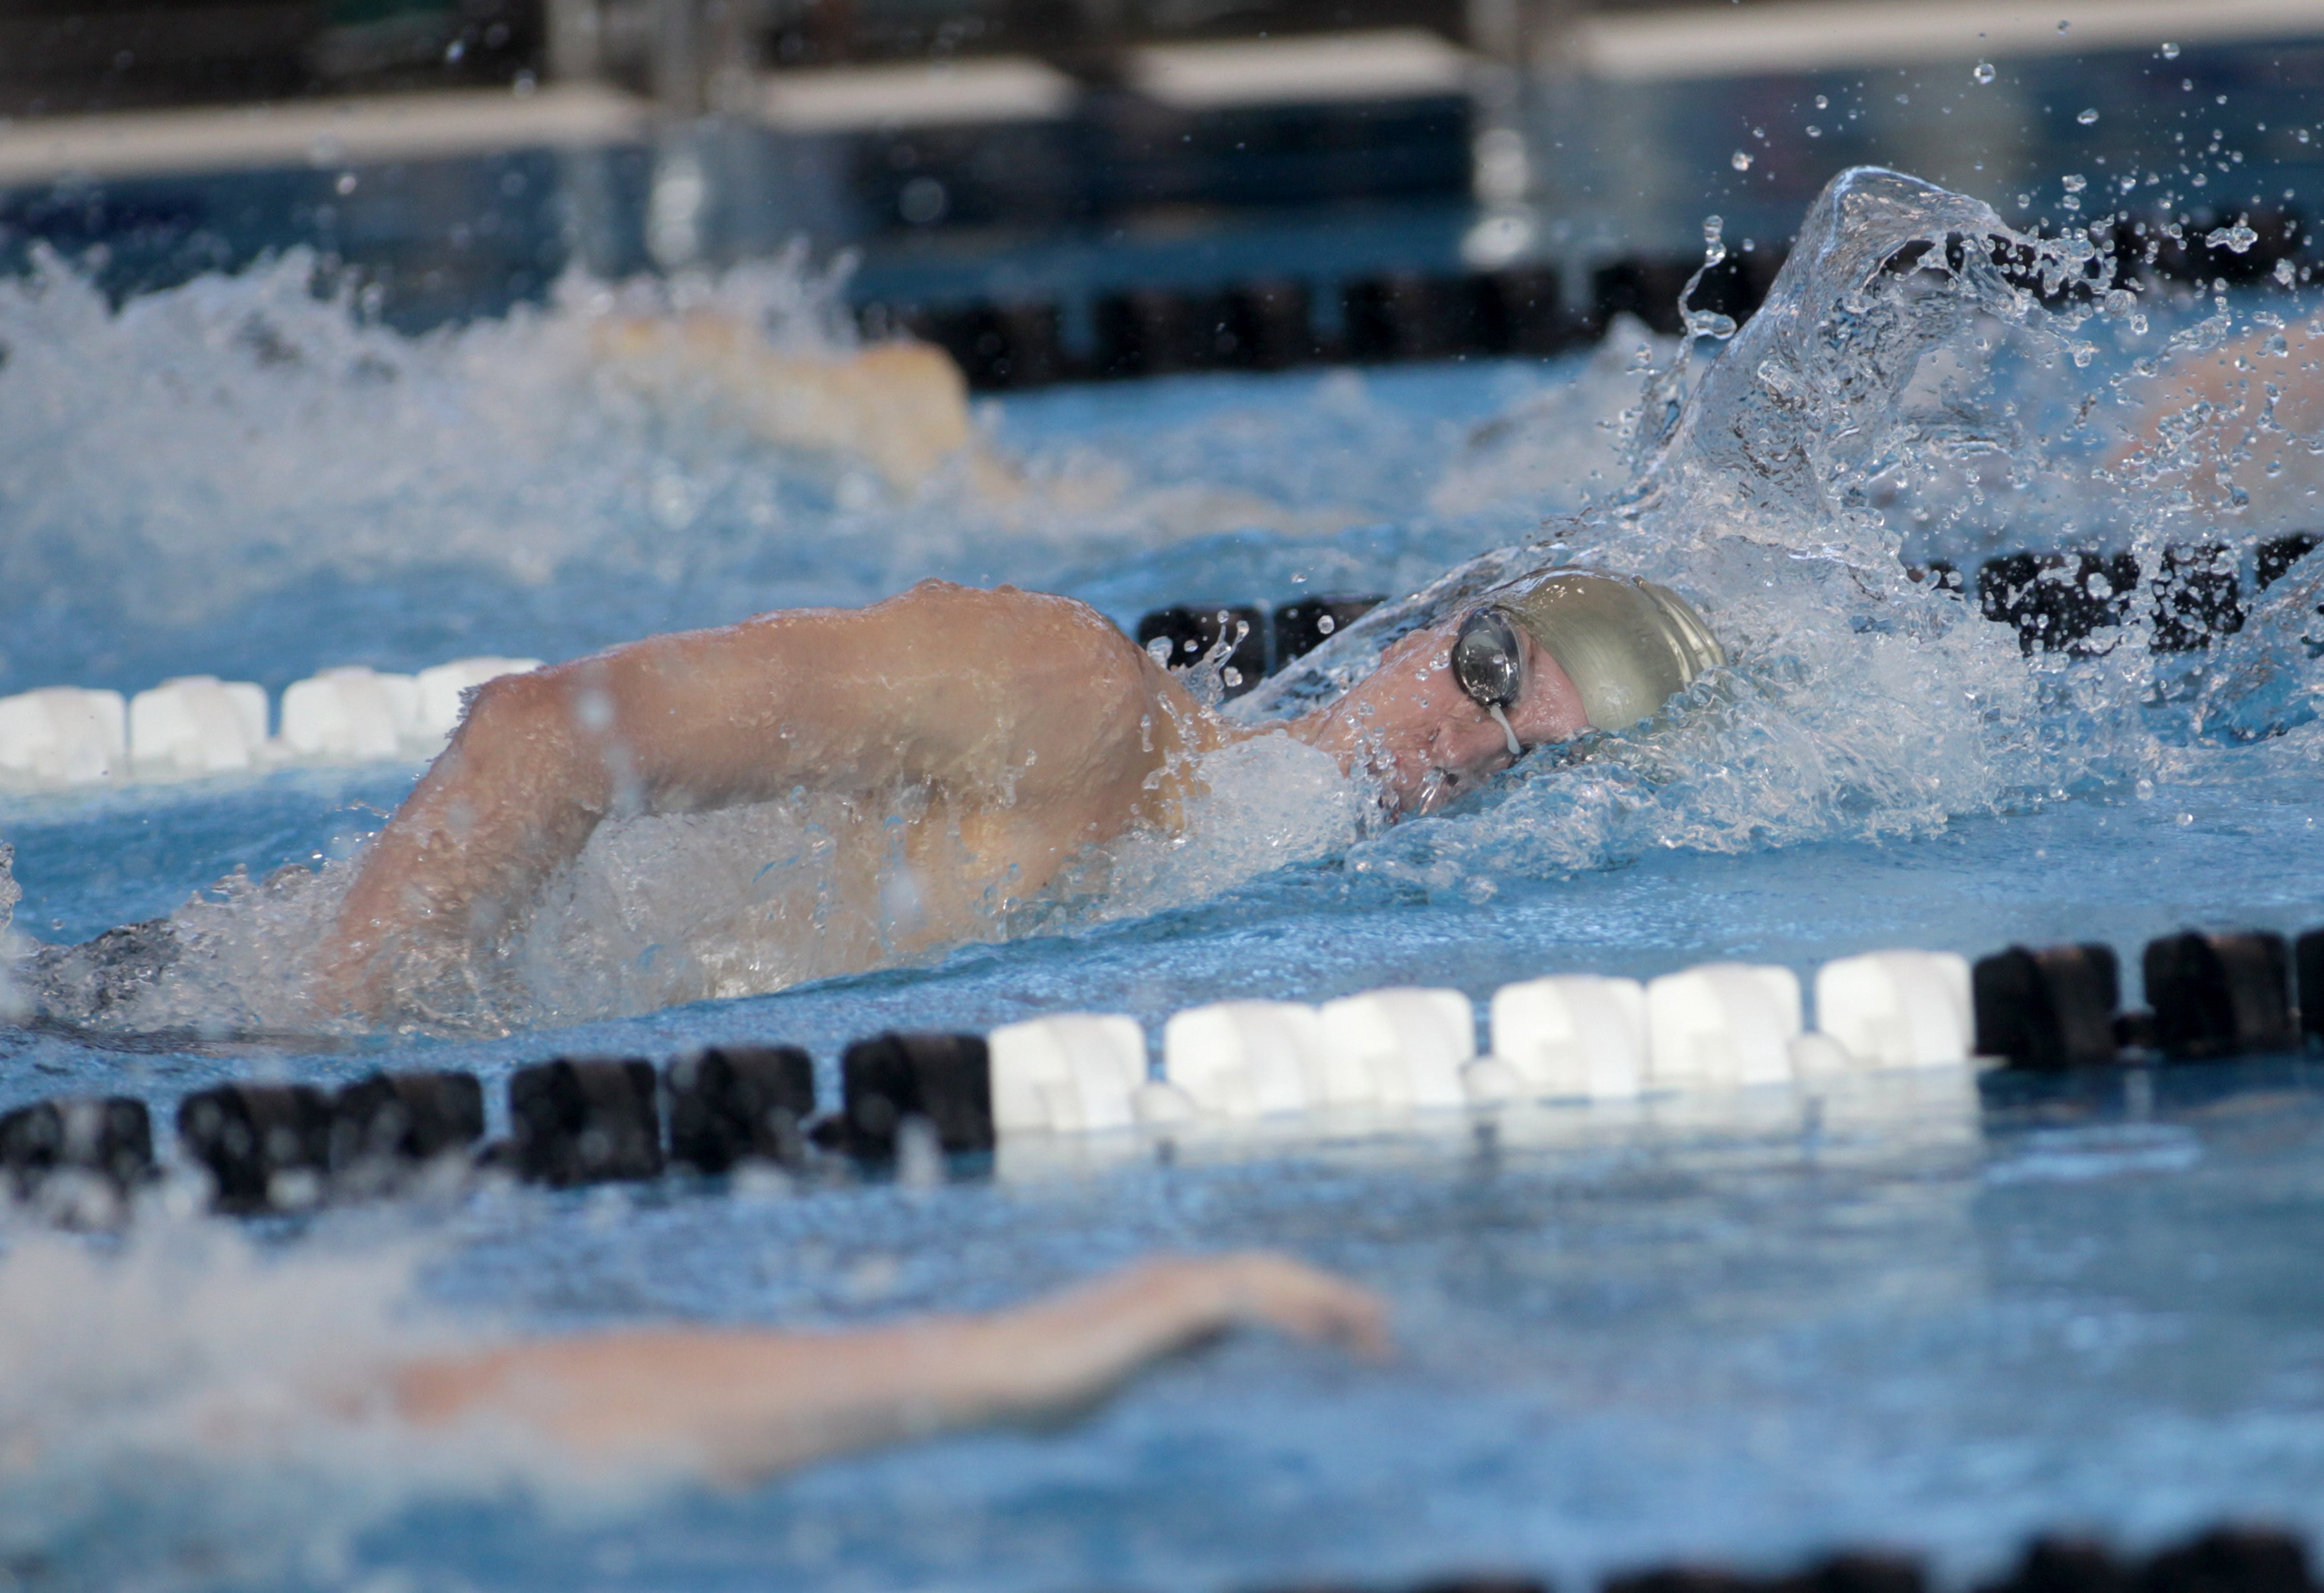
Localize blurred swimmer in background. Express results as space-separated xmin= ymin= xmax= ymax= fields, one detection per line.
xmin=316 ymin=568 xmax=1721 ymax=1019
xmin=383 ymin=1251 xmax=1387 ymax=1478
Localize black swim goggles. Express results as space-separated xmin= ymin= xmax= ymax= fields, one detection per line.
xmin=1450 ymin=607 xmax=1525 ymax=711
xmin=1451 ymin=606 xmax=1529 ymax=759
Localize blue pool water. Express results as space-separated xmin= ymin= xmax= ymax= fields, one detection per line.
xmin=7 ymin=166 xmax=2324 ymax=1589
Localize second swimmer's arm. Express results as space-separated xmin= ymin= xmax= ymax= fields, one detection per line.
xmin=319 ymin=582 xmax=1195 ymax=1016
xmin=392 ymin=1253 xmax=1390 ymax=1480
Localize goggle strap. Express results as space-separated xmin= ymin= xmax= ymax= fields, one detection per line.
xmin=1488 ymin=702 xmax=1520 ymax=759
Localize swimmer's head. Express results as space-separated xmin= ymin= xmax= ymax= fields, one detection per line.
xmin=1296 ymin=569 xmax=1724 ymax=817
xmin=1451 ymin=571 xmax=1724 ymax=737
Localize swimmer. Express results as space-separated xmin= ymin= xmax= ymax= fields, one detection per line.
xmin=388 ymin=1252 xmax=1386 ymax=1478
xmin=315 ymin=569 xmax=1721 ymax=1020
xmin=593 ymin=311 xmax=1019 ymax=497
xmin=2112 ymin=314 xmax=2324 ymax=519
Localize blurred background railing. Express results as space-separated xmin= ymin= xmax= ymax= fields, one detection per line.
xmin=3 ymin=0 xmax=2321 ymax=355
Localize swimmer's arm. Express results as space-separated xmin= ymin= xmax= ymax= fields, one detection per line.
xmin=2113 ymin=319 xmax=2324 ymax=467
xmin=320 ymin=580 xmax=1191 ymax=1013
xmin=391 ymin=1253 xmax=1388 ymax=1481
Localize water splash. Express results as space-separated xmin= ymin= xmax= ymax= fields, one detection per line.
xmin=11 ymin=165 xmax=2324 ymax=1028
xmin=1244 ymin=167 xmax=2228 ymax=901
xmin=0 ymin=1206 xmax=605 ymax=1590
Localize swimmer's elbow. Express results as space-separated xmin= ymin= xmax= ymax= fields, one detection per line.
xmin=435 ymin=670 xmax=611 ymax=821
xmin=450 ymin=671 xmax=575 ymax=767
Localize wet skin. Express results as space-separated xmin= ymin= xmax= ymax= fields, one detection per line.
xmin=388 ymin=1252 xmax=1388 ymax=1481
xmin=318 ymin=580 xmax=1589 ymax=1019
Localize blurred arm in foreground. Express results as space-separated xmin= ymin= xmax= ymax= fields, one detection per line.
xmin=391 ymin=1252 xmax=1389 ymax=1480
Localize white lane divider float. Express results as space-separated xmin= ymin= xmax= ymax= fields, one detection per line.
xmin=1813 ymin=949 xmax=1974 ymax=1069
xmin=1318 ymin=987 xmax=1471 ymax=1109
xmin=1163 ymin=1000 xmax=1334 ymax=1117
xmin=0 ymin=687 xmax=128 ymax=787
xmin=994 ymin=950 xmax=1995 ymax=1148
xmin=1646 ymin=961 xmax=1824 ymax=1089
xmin=130 ymin=676 xmax=270 ymax=779
xmin=280 ymin=667 xmax=424 ymax=764
xmin=1484 ymin=973 xmax=1647 ymax=1100
xmin=990 ymin=1013 xmax=1158 ymax=1134
xmin=0 ymin=656 xmax=543 ymax=792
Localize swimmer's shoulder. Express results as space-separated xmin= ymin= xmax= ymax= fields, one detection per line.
xmin=718 ymin=581 xmax=1177 ymax=713
xmin=874 ymin=581 xmax=1158 ymax=664
xmin=876 ymin=580 xmax=1205 ymax=733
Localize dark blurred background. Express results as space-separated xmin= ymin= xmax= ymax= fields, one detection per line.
xmin=2 ymin=0 xmax=2320 ymax=366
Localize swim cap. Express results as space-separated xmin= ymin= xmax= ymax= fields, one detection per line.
xmin=1489 ymin=572 xmax=1724 ymax=731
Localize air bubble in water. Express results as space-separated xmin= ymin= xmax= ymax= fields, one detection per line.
xmin=1732 ymin=150 xmax=1753 ymax=171
xmin=2077 ymin=107 xmax=2099 ymax=125
xmin=1973 ymin=61 xmax=1997 ymax=84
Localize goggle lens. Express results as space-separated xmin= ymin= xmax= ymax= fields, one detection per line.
xmin=1451 ymin=608 xmax=1525 ymax=711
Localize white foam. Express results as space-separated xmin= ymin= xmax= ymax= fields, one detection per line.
xmin=0 ymin=1211 xmax=604 ymax=1586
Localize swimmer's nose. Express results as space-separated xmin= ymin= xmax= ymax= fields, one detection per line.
xmin=1413 ymin=767 xmax=1459 ymax=814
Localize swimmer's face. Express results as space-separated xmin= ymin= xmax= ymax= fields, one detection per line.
xmin=1307 ymin=614 xmax=1590 ymax=817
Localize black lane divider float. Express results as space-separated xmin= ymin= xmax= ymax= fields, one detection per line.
xmin=1328 ymin=1525 xmax=2320 ymax=1593
xmin=1142 ymin=533 xmax=2323 ymax=700
xmin=859 ymin=251 xmax=1785 ymax=392
xmin=861 ymin=206 xmax=2312 ymax=395
xmin=7 ymin=923 xmax=2324 ymax=1213
xmin=1972 ymin=928 xmax=2324 ymax=1076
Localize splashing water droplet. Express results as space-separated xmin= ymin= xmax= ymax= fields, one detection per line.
xmin=2161 ymin=41 xmax=2180 ymax=58
xmin=2061 ymin=174 xmax=2087 ymax=192
xmin=2077 ymin=107 xmax=2099 ymax=125
xmin=1732 ymin=150 xmax=1753 ymax=171
xmin=1973 ymin=60 xmax=1997 ymax=84
xmin=2207 ymin=222 xmax=2259 ymax=254
xmin=2056 ymin=17 xmax=2069 ymax=31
